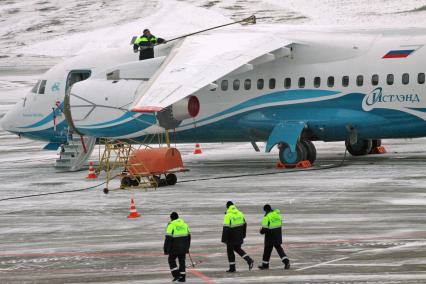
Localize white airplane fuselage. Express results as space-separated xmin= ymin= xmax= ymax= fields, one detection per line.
xmin=2 ymin=26 xmax=426 ymax=158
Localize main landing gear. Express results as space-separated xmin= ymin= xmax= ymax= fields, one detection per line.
xmin=278 ymin=139 xmax=317 ymax=168
xmin=345 ymin=139 xmax=382 ymax=156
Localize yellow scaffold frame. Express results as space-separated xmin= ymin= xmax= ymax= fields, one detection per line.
xmin=97 ymin=131 xmax=172 ymax=194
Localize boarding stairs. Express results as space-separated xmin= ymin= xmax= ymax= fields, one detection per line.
xmin=55 ymin=135 xmax=96 ymax=171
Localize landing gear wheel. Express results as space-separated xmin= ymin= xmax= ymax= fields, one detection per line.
xmin=278 ymin=142 xmax=306 ymax=168
xmin=166 ymin=173 xmax=177 ymax=185
xmin=369 ymin=139 xmax=382 ymax=154
xmin=301 ymin=140 xmax=317 ymax=164
xmin=345 ymin=139 xmax=373 ymax=156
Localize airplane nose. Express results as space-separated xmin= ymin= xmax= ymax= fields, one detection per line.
xmin=1 ymin=104 xmax=20 ymax=133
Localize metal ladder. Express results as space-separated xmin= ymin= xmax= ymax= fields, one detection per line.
xmin=55 ymin=135 xmax=96 ymax=171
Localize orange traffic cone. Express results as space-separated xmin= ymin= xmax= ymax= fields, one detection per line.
xmin=127 ymin=198 xmax=141 ymax=218
xmin=86 ymin=162 xmax=97 ymax=179
xmin=193 ymin=143 xmax=202 ymax=154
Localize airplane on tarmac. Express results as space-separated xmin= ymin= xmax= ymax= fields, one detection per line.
xmin=2 ymin=17 xmax=426 ymax=171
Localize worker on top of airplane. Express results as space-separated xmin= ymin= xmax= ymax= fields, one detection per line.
xmin=164 ymin=212 xmax=191 ymax=282
xmin=133 ymin=29 xmax=166 ymax=60
xmin=221 ymin=201 xmax=254 ymax=272
xmin=258 ymin=204 xmax=290 ymax=270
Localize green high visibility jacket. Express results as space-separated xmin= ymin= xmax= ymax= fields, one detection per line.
xmin=221 ymin=205 xmax=247 ymax=245
xmin=260 ymin=209 xmax=283 ymax=245
xmin=163 ymin=218 xmax=191 ymax=255
xmin=134 ymin=35 xmax=158 ymax=48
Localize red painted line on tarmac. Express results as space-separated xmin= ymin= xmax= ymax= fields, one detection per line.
xmin=188 ymin=268 xmax=216 ymax=284
xmin=0 ymin=251 xmax=209 ymax=258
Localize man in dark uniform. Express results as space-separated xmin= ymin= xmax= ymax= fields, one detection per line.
xmin=164 ymin=212 xmax=191 ymax=282
xmin=258 ymin=204 xmax=290 ymax=270
xmin=133 ymin=29 xmax=165 ymax=60
xmin=221 ymin=201 xmax=254 ymax=272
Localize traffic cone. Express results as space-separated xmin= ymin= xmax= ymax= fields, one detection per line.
xmin=193 ymin=143 xmax=202 ymax=154
xmin=86 ymin=162 xmax=97 ymax=179
xmin=127 ymin=198 xmax=141 ymax=218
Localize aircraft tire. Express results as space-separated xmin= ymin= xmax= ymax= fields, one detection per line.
xmin=301 ymin=140 xmax=317 ymax=164
xmin=166 ymin=173 xmax=177 ymax=185
xmin=278 ymin=142 xmax=306 ymax=168
xmin=345 ymin=139 xmax=373 ymax=156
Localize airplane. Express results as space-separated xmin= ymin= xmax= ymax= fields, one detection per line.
xmin=2 ymin=19 xmax=426 ymax=171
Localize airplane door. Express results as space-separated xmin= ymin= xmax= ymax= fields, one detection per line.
xmin=66 ymin=70 xmax=91 ymax=92
xmin=64 ymin=70 xmax=91 ymax=134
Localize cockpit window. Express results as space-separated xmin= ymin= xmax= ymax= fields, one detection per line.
xmin=38 ymin=80 xmax=47 ymax=94
xmin=31 ymin=80 xmax=41 ymax=93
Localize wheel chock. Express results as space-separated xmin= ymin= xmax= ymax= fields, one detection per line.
xmin=296 ymin=160 xmax=312 ymax=169
xmin=371 ymin=146 xmax=387 ymax=154
xmin=276 ymin=161 xmax=286 ymax=169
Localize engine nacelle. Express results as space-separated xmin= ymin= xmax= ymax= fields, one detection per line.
xmin=157 ymin=96 xmax=200 ymax=129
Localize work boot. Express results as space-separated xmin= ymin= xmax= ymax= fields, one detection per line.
xmin=244 ymin=256 xmax=254 ymax=270
xmin=177 ymin=275 xmax=186 ymax=282
xmin=172 ymin=271 xmax=181 ymax=282
xmin=283 ymin=257 xmax=290 ymax=270
xmin=226 ymin=264 xmax=236 ymax=273
xmin=258 ymin=262 xmax=269 ymax=270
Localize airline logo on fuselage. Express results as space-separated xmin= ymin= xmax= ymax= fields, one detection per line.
xmin=363 ymin=87 xmax=420 ymax=112
xmin=362 ymin=87 xmax=420 ymax=108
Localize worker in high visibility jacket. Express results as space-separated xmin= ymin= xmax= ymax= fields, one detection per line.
xmin=258 ymin=204 xmax=290 ymax=270
xmin=221 ymin=201 xmax=254 ymax=272
xmin=133 ymin=29 xmax=165 ymax=60
xmin=164 ymin=212 xmax=191 ymax=282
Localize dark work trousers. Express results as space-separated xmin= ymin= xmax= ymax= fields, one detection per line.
xmin=262 ymin=243 xmax=287 ymax=262
xmin=168 ymin=254 xmax=186 ymax=278
xmin=226 ymin=244 xmax=248 ymax=264
xmin=139 ymin=48 xmax=154 ymax=60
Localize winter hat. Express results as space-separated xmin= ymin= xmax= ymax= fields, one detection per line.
xmin=226 ymin=201 xmax=234 ymax=208
xmin=170 ymin=212 xmax=179 ymax=220
xmin=263 ymin=204 xmax=272 ymax=212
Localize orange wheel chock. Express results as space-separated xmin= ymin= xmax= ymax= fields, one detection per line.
xmin=296 ymin=160 xmax=312 ymax=169
xmin=371 ymin=146 xmax=387 ymax=154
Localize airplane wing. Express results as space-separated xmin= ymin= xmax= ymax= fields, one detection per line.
xmin=131 ymin=28 xmax=292 ymax=112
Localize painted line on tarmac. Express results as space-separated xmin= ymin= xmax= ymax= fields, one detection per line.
xmin=188 ymin=268 xmax=216 ymax=284
xmin=296 ymin=256 xmax=348 ymax=271
xmin=0 ymin=251 xmax=209 ymax=258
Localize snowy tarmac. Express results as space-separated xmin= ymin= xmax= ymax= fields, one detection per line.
xmin=0 ymin=138 xmax=425 ymax=283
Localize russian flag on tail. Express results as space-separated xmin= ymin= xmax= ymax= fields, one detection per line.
xmin=383 ymin=49 xmax=415 ymax=59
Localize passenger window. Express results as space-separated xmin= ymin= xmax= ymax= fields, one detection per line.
xmin=233 ymin=79 xmax=240 ymax=91
xmin=387 ymin=74 xmax=394 ymax=85
xmin=371 ymin=74 xmax=379 ymax=86
xmin=356 ymin=75 xmax=363 ymax=86
xmin=257 ymin=79 xmax=264 ymax=90
xmin=244 ymin=79 xmax=251 ymax=90
xmin=314 ymin=77 xmax=321 ymax=88
xmin=298 ymin=77 xmax=305 ymax=88
xmin=269 ymin=78 xmax=276 ymax=89
xmin=327 ymin=76 xmax=334 ymax=87
xmin=418 ymin=73 xmax=425 ymax=84
xmin=221 ymin=80 xmax=228 ymax=91
xmin=342 ymin=76 xmax=349 ymax=87
xmin=402 ymin=73 xmax=409 ymax=85
xmin=31 ymin=80 xmax=41 ymax=93
xmin=38 ymin=80 xmax=47 ymax=94
xmin=284 ymin=78 xmax=291 ymax=89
